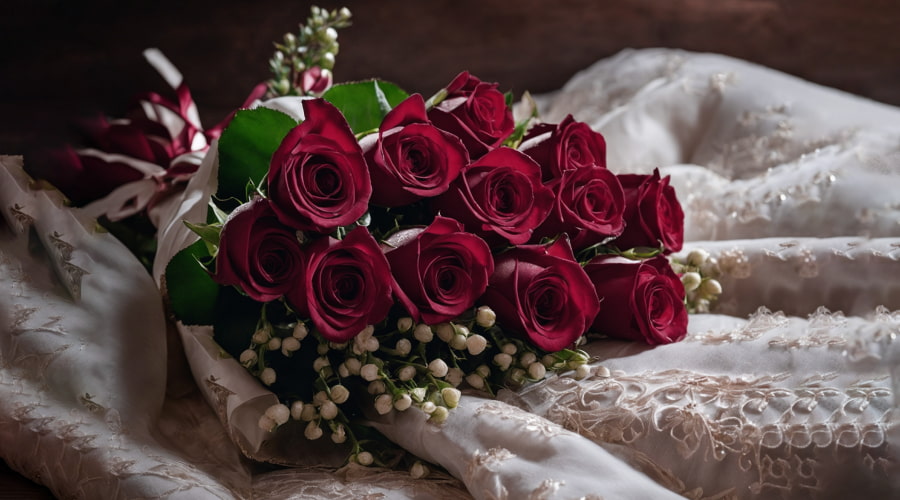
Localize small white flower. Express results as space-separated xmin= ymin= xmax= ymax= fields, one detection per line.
xmin=508 ymin=368 xmax=526 ymax=384
xmin=394 ymin=393 xmax=412 ymax=411
xmin=322 ymin=52 xmax=336 ymax=66
xmin=397 ymin=317 xmax=414 ymax=333
xmin=317 ymin=343 xmax=330 ymax=355
xmin=260 ymin=367 xmax=277 ymax=386
xmin=281 ymin=336 xmax=301 ymax=356
xmin=304 ymin=420 xmax=323 ymax=440
xmin=441 ymin=387 xmax=461 ymax=408
xmin=374 ymin=394 xmax=393 ymax=415
xmin=320 ymin=400 xmax=338 ymax=420
xmin=313 ymin=390 xmax=329 ymax=405
xmin=364 ymin=337 xmax=379 ymax=352
xmin=300 ymin=404 xmax=317 ymax=421
xmin=428 ymin=358 xmax=449 ymax=378
xmin=265 ymin=403 xmax=291 ymax=425
xmin=446 ymin=367 xmax=464 ymax=387
xmin=252 ymin=328 xmax=271 ymax=345
xmin=395 ymin=338 xmax=412 ymax=356
xmin=368 ymin=380 xmax=386 ymax=395
xmin=519 ymin=351 xmax=537 ymax=367
xmin=290 ymin=401 xmax=305 ymax=420
xmin=465 ymin=373 xmax=485 ymax=389
xmin=267 ymin=337 xmax=282 ymax=351
xmin=258 ymin=414 xmax=276 ymax=432
xmin=475 ymin=306 xmax=496 ymax=328
xmin=413 ymin=324 xmax=434 ymax=343
xmin=542 ymin=354 xmax=557 ymax=368
xmin=239 ymin=349 xmax=257 ymax=367
xmin=700 ymin=257 xmax=719 ymax=277
xmin=339 ymin=7 xmax=351 ymax=19
xmin=331 ymin=424 xmax=347 ymax=444
xmin=501 ymin=343 xmax=517 ymax=355
xmin=700 ymin=278 xmax=723 ymax=297
xmin=338 ymin=363 xmax=350 ymax=378
xmin=575 ymin=364 xmax=591 ymax=380
xmin=475 ymin=365 xmax=491 ymax=378
xmin=435 ymin=323 xmax=455 ymax=342
xmin=527 ymin=362 xmax=547 ymax=380
xmin=449 ymin=333 xmax=467 ymax=350
xmin=292 ymin=322 xmax=308 ymax=340
xmin=360 ymin=363 xmax=380 ymax=381
xmin=465 ymin=334 xmax=488 ymax=355
xmin=410 ymin=460 xmax=430 ymax=479
xmin=493 ymin=353 xmax=513 ymax=371
xmin=681 ymin=272 xmax=702 ymax=292
xmin=409 ymin=387 xmax=427 ymax=402
xmin=329 ymin=341 xmax=347 ymax=350
xmin=313 ymin=356 xmax=331 ymax=372
xmin=356 ymin=451 xmax=374 ymax=466
xmin=429 ymin=406 xmax=449 ymax=424
xmin=686 ymin=248 xmax=710 ymax=268
xmin=325 ymin=27 xmax=339 ymax=41
xmin=398 ymin=365 xmax=417 ymax=381
xmin=345 ymin=357 xmax=362 ymax=375
xmin=420 ymin=401 xmax=437 ymax=414
xmin=330 ymin=384 xmax=350 ymax=404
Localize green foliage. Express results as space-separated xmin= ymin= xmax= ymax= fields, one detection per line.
xmin=165 ymin=240 xmax=219 ymax=325
xmin=322 ymin=80 xmax=409 ymax=134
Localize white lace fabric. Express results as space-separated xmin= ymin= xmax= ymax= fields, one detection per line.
xmin=1 ymin=48 xmax=898 ymax=498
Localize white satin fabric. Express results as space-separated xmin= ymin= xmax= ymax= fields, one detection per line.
xmin=1 ymin=48 xmax=898 ymax=498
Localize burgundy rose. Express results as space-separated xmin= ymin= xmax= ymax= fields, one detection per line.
xmin=268 ymin=98 xmax=372 ymax=234
xmin=481 ymin=238 xmax=601 ymax=351
xmin=360 ymin=94 xmax=469 ymax=207
xmin=534 ymin=165 xmax=626 ymax=251
xmin=519 ymin=115 xmax=607 ymax=182
xmin=432 ymin=147 xmax=553 ymax=247
xmin=584 ymin=255 xmax=687 ymax=345
xmin=383 ymin=217 xmax=493 ymax=325
xmin=427 ymin=71 xmax=514 ymax=159
xmin=286 ymin=227 xmax=393 ymax=343
xmin=213 ymin=197 xmax=305 ymax=303
xmin=614 ymin=169 xmax=684 ymax=253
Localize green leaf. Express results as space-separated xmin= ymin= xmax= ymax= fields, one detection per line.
xmin=165 ymin=240 xmax=220 ymax=325
xmin=322 ymin=80 xmax=409 ymax=134
xmin=183 ymin=220 xmax=222 ymax=256
xmin=217 ymin=107 xmax=297 ymax=208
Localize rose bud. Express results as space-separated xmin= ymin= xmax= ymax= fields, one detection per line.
xmin=614 ymin=169 xmax=684 ymax=254
xmin=213 ymin=197 xmax=305 ymax=302
xmin=383 ymin=217 xmax=493 ymax=325
xmin=481 ymin=237 xmax=601 ymax=351
xmin=360 ymin=94 xmax=469 ymax=206
xmin=518 ymin=115 xmax=607 ymax=182
xmin=584 ymin=255 xmax=688 ymax=345
xmin=433 ymin=147 xmax=553 ymax=247
xmin=427 ymin=71 xmax=514 ymax=159
xmin=268 ymin=98 xmax=372 ymax=234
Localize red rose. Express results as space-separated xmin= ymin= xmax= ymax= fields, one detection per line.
xmin=360 ymin=94 xmax=469 ymax=206
xmin=534 ymin=165 xmax=626 ymax=251
xmin=286 ymin=227 xmax=393 ymax=343
xmin=519 ymin=115 xmax=607 ymax=182
xmin=432 ymin=147 xmax=553 ymax=247
xmin=584 ymin=255 xmax=687 ymax=345
xmin=427 ymin=71 xmax=514 ymax=159
xmin=213 ymin=197 xmax=305 ymax=303
xmin=383 ymin=217 xmax=494 ymax=325
xmin=268 ymin=98 xmax=372 ymax=234
xmin=614 ymin=169 xmax=684 ymax=253
xmin=481 ymin=238 xmax=601 ymax=351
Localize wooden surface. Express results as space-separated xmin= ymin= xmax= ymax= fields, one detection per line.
xmin=1 ymin=0 xmax=899 ymax=497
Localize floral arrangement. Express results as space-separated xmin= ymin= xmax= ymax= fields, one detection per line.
xmin=29 ymin=6 xmax=722 ymax=470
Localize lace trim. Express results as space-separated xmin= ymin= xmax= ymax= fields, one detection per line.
xmin=475 ymin=401 xmax=565 ymax=438
xmin=529 ymin=368 xmax=893 ymax=496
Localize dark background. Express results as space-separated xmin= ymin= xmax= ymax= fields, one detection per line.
xmin=1 ymin=0 xmax=899 ymax=497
